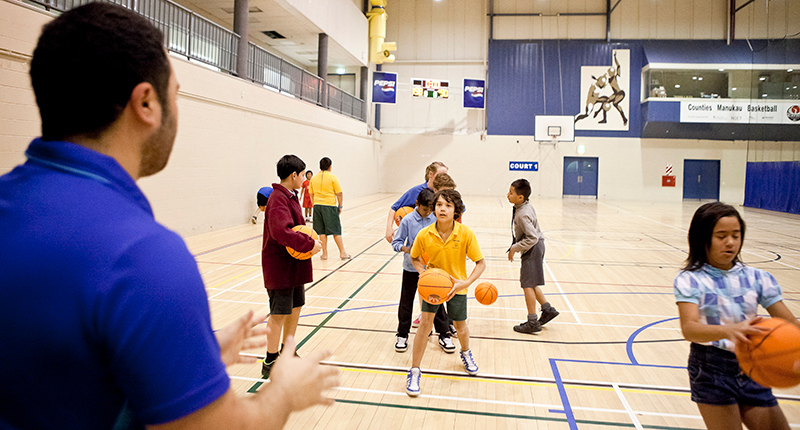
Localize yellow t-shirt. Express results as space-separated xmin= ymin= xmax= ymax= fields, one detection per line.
xmin=309 ymin=171 xmax=342 ymax=206
xmin=410 ymin=221 xmax=484 ymax=295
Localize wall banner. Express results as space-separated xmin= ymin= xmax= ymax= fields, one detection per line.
xmin=680 ymin=101 xmax=800 ymax=124
xmin=372 ymin=71 xmax=397 ymax=104
xmin=463 ymin=79 xmax=485 ymax=109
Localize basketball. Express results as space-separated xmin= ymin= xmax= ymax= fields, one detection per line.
xmin=394 ymin=206 xmax=414 ymax=226
xmin=474 ymin=282 xmax=498 ymax=305
xmin=285 ymin=225 xmax=319 ymax=260
xmin=417 ymin=268 xmax=453 ymax=305
xmin=735 ymin=318 xmax=800 ymax=388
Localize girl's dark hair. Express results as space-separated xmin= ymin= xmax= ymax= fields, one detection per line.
xmin=416 ymin=188 xmax=434 ymax=208
xmin=683 ymin=202 xmax=746 ymax=271
xmin=433 ymin=189 xmax=463 ymax=221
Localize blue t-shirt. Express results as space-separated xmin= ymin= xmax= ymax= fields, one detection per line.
xmin=391 ymin=208 xmax=435 ymax=272
xmin=390 ymin=183 xmax=428 ymax=211
xmin=0 ymin=139 xmax=229 ymax=429
xmin=674 ymin=263 xmax=783 ymax=352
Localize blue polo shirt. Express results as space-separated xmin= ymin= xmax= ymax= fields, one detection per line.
xmin=391 ymin=208 xmax=435 ymax=272
xmin=390 ymin=182 xmax=428 ymax=211
xmin=0 ymin=139 xmax=229 ymax=429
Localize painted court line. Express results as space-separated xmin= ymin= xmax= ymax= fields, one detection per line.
xmin=544 ymin=259 xmax=581 ymax=324
xmin=613 ymin=383 xmax=644 ymax=430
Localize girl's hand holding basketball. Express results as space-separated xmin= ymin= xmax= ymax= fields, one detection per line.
xmin=729 ymin=315 xmax=768 ymax=347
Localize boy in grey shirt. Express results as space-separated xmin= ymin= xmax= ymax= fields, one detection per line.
xmin=507 ymin=179 xmax=559 ymax=334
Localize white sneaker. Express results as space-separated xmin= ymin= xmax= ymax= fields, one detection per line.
xmin=438 ymin=336 xmax=455 ymax=353
xmin=460 ymin=349 xmax=479 ymax=375
xmin=395 ymin=336 xmax=408 ymax=352
xmin=406 ymin=367 xmax=421 ymax=397
xmin=412 ymin=314 xmax=421 ymax=328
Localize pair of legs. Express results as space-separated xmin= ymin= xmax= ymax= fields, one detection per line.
xmin=262 ymin=286 xmax=305 ymax=378
xmin=312 ymin=205 xmax=349 ymax=260
xmin=411 ymin=312 xmax=468 ymax=366
xmin=304 ymin=206 xmax=312 ymax=219
xmin=697 ymin=404 xmax=789 ymax=430
xmin=523 ymin=286 xmax=547 ymax=314
xmin=397 ymin=270 xmax=451 ymax=339
xmin=319 ymin=234 xmax=348 ymax=260
xmin=689 ymin=343 xmax=789 ymax=430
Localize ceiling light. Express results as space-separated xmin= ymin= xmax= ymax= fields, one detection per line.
xmin=336 ymin=68 xmax=346 ymax=74
xmin=759 ymin=77 xmax=766 ymax=81
xmin=698 ymin=77 xmax=703 ymax=81
xmin=732 ymin=87 xmax=737 ymax=91
xmin=788 ymin=69 xmax=794 ymax=72
xmin=762 ymin=94 xmax=768 ymax=97
xmin=675 ymin=84 xmax=681 ymax=88
xmin=692 ymin=76 xmax=697 ymax=80
xmin=719 ymin=69 xmax=724 ymax=72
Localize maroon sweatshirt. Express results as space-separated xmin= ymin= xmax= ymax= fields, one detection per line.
xmin=261 ymin=183 xmax=314 ymax=290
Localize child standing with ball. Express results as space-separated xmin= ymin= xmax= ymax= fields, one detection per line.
xmin=675 ymin=202 xmax=800 ymax=430
xmin=405 ymin=189 xmax=486 ymax=397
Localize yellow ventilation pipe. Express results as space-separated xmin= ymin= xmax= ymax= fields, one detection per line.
xmin=366 ymin=0 xmax=396 ymax=64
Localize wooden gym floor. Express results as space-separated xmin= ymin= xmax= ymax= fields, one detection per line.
xmin=185 ymin=194 xmax=800 ymax=430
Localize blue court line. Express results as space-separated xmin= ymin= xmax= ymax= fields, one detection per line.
xmin=551 ymin=317 xmax=686 ymax=429
xmin=626 ymin=317 xmax=680 ymax=365
xmin=550 ymin=358 xmax=578 ymax=430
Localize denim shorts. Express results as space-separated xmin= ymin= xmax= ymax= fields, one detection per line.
xmin=687 ymin=343 xmax=777 ymax=407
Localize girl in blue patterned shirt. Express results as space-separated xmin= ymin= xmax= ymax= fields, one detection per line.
xmin=675 ymin=202 xmax=799 ymax=430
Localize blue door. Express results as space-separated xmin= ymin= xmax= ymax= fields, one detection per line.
xmin=563 ymin=157 xmax=599 ymax=197
xmin=683 ymin=159 xmax=720 ymax=200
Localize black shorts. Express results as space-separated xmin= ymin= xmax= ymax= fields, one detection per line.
xmin=267 ymin=286 xmax=305 ymax=315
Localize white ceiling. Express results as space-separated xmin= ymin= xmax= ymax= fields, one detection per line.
xmin=171 ymin=0 xmax=365 ymax=73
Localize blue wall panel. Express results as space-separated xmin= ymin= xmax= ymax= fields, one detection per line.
xmin=744 ymin=161 xmax=800 ymax=215
xmin=487 ymin=40 xmax=643 ymax=137
xmin=488 ymin=38 xmax=800 ymax=139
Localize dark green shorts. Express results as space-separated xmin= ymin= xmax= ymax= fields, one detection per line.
xmin=422 ymin=294 xmax=467 ymax=321
xmin=312 ymin=205 xmax=342 ymax=236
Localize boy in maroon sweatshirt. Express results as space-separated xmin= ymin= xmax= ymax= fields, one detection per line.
xmin=261 ymin=155 xmax=322 ymax=379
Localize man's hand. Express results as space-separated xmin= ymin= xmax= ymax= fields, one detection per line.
xmin=507 ymin=248 xmax=516 ymax=262
xmin=268 ymin=336 xmax=340 ymax=411
xmin=215 ymin=310 xmax=269 ymax=367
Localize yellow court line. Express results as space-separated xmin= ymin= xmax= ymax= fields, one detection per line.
xmin=554 ymin=245 xmax=574 ymax=261
xmin=255 ymin=360 xmax=800 ymax=405
xmin=207 ymin=267 xmax=260 ymax=289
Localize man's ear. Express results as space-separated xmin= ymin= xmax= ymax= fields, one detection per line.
xmin=128 ymin=82 xmax=160 ymax=127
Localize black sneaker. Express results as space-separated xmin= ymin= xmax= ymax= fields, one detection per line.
xmin=261 ymin=359 xmax=276 ymax=379
xmin=438 ymin=336 xmax=456 ymax=353
xmin=539 ymin=307 xmax=560 ymax=326
xmin=514 ymin=319 xmax=542 ymax=334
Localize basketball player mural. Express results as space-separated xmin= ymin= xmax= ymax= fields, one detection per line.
xmin=575 ymin=52 xmax=628 ymax=127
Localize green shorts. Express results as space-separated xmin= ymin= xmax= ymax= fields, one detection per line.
xmin=312 ymin=205 xmax=342 ymax=236
xmin=422 ymin=294 xmax=467 ymax=321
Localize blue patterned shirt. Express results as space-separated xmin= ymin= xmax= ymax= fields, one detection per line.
xmin=674 ymin=263 xmax=783 ymax=351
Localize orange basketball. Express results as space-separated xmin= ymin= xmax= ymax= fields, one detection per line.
xmin=285 ymin=225 xmax=319 ymax=260
xmin=735 ymin=318 xmax=800 ymax=388
xmin=394 ymin=206 xmax=414 ymax=226
xmin=474 ymin=282 xmax=498 ymax=305
xmin=417 ymin=268 xmax=453 ymax=305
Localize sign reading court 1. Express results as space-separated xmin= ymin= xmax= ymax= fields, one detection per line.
xmin=509 ymin=161 xmax=538 ymax=171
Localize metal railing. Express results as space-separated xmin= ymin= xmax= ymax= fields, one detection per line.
xmin=26 ymin=0 xmax=366 ymax=122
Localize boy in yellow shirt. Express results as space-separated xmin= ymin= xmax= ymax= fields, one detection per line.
xmin=406 ymin=189 xmax=486 ymax=397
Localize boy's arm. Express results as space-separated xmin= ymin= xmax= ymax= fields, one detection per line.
xmin=446 ymin=259 xmax=486 ymax=301
xmin=391 ymin=219 xmax=409 ymax=253
xmin=510 ymin=213 xmax=539 ymax=255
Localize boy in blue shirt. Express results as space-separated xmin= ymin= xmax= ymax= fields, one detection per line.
xmin=391 ymin=188 xmax=454 ymax=353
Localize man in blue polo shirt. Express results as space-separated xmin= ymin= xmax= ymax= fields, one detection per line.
xmin=0 ymin=4 xmax=337 ymax=429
